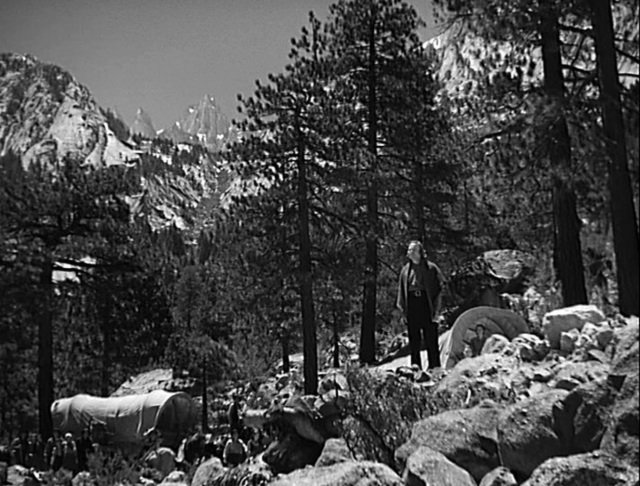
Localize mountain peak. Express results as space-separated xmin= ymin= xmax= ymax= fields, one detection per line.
xmin=158 ymin=94 xmax=233 ymax=150
xmin=131 ymin=107 xmax=156 ymax=139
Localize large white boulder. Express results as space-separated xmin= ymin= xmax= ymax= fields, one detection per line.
xmin=542 ymin=305 xmax=606 ymax=349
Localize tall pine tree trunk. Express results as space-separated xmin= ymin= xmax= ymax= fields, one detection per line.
xmin=333 ymin=309 xmax=340 ymax=368
xmin=281 ymin=329 xmax=290 ymax=374
xmin=360 ymin=4 xmax=378 ymax=365
xmin=101 ymin=323 xmax=111 ymax=397
xmin=296 ymin=115 xmax=317 ymax=395
xmin=588 ymin=0 xmax=640 ymax=316
xmin=38 ymin=258 xmax=54 ymax=440
xmin=279 ymin=212 xmax=291 ymax=374
xmin=201 ymin=357 xmax=208 ymax=432
xmin=539 ymin=2 xmax=587 ymax=306
xmin=412 ymin=157 xmax=427 ymax=243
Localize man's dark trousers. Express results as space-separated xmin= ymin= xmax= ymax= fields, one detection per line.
xmin=407 ymin=292 xmax=440 ymax=369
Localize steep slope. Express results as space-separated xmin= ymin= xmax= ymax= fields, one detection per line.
xmin=426 ymin=4 xmax=638 ymax=97
xmin=0 ymin=53 xmax=137 ymax=168
xmin=126 ymin=140 xmax=233 ymax=234
xmin=130 ymin=107 xmax=157 ymax=139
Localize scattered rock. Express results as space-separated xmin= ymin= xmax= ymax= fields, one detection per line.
xmin=143 ymin=446 xmax=176 ymax=480
xmin=559 ymin=328 xmax=581 ymax=354
xmin=396 ymin=404 xmax=502 ymax=482
xmin=511 ymin=333 xmax=549 ymax=361
xmin=542 ymin=305 xmax=606 ymax=349
xmin=497 ymin=389 xmax=570 ymax=479
xmin=396 ymin=365 xmax=432 ymax=383
xmin=191 ymin=457 xmax=225 ymax=486
xmin=207 ymin=456 xmax=273 ymax=486
xmin=481 ymin=334 xmax=511 ymax=355
xmin=403 ymin=446 xmax=477 ymax=486
xmin=318 ymin=369 xmax=349 ymax=395
xmin=159 ymin=470 xmax=187 ymax=485
xmin=262 ymin=431 xmax=323 ymax=474
xmin=553 ymin=377 xmax=617 ymax=453
xmin=608 ymin=318 xmax=639 ymax=390
xmin=595 ymin=326 xmax=614 ymax=350
xmin=601 ymin=370 xmax=639 ymax=466
xmin=550 ymin=360 xmax=609 ymax=391
xmin=479 ymin=466 xmax=518 ymax=486
xmin=315 ymin=438 xmax=354 ymax=467
xmin=522 ymin=450 xmax=639 ymax=486
xmin=269 ymin=460 xmax=403 ymax=486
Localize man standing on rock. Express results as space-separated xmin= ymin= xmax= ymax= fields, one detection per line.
xmin=397 ymin=240 xmax=444 ymax=370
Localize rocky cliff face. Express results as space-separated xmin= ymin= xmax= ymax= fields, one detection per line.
xmin=131 ymin=107 xmax=157 ymax=139
xmin=0 ymin=53 xmax=231 ymax=233
xmin=158 ymin=94 xmax=236 ymax=151
xmin=0 ymin=53 xmax=137 ymax=168
xmin=426 ymin=4 xmax=638 ymax=96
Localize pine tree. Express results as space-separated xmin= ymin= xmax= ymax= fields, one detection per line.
xmin=434 ymin=0 xmax=590 ymax=306
xmin=324 ymin=0 xmax=443 ymax=363
xmin=587 ymin=0 xmax=640 ymax=316
xmin=229 ymin=13 xmax=335 ymax=394
xmin=0 ymin=153 xmax=135 ymax=438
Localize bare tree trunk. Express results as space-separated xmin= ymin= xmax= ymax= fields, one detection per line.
xmin=296 ymin=113 xmax=317 ymax=395
xmin=412 ymin=157 xmax=427 ymax=243
xmin=588 ymin=0 xmax=640 ymax=316
xmin=539 ymin=1 xmax=587 ymax=306
xmin=201 ymin=357 xmax=208 ymax=432
xmin=360 ymin=4 xmax=378 ymax=365
xmin=333 ymin=309 xmax=340 ymax=368
xmin=38 ymin=258 xmax=54 ymax=440
xmin=281 ymin=329 xmax=290 ymax=374
xmin=100 ymin=306 xmax=111 ymax=397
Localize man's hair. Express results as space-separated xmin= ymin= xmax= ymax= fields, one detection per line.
xmin=408 ymin=240 xmax=427 ymax=258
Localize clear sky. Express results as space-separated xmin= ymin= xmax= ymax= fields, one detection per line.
xmin=0 ymin=0 xmax=439 ymax=130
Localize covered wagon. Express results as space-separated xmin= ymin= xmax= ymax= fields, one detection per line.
xmin=51 ymin=390 xmax=196 ymax=447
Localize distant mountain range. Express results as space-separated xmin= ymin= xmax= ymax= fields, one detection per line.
xmin=0 ymin=52 xmax=231 ymax=233
xmin=131 ymin=95 xmax=238 ymax=151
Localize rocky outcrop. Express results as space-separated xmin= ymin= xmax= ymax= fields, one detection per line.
xmin=0 ymin=53 xmax=136 ymax=168
xmin=183 ymin=310 xmax=636 ymax=486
